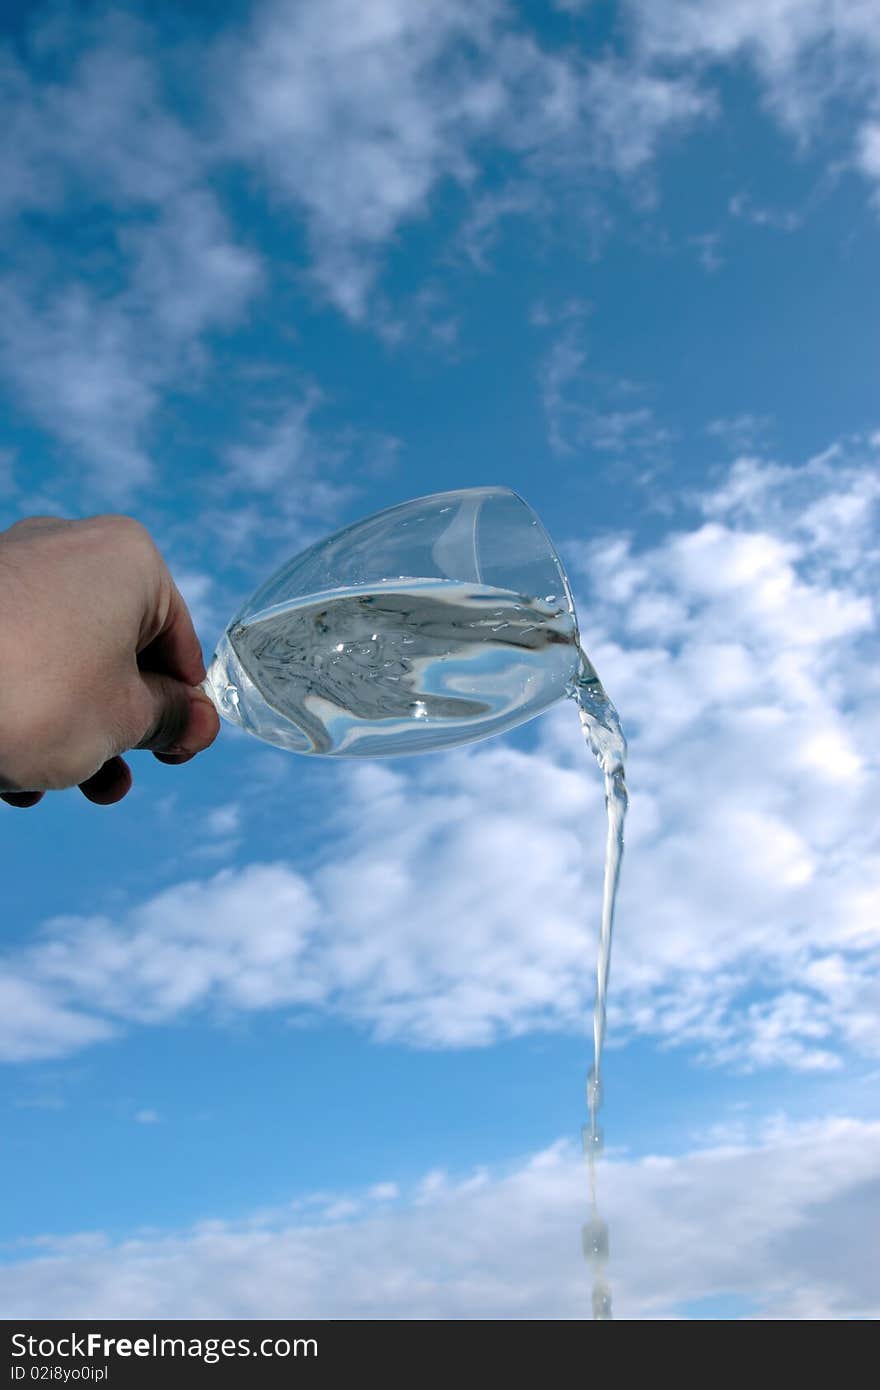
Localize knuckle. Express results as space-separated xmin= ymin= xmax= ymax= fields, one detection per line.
xmin=2 ymin=516 xmax=72 ymax=541
xmin=92 ymin=513 xmax=155 ymax=549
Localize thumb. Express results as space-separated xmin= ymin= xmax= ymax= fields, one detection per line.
xmin=132 ymin=673 xmax=219 ymax=757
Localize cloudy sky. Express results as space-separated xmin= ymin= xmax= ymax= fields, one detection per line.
xmin=1 ymin=0 xmax=879 ymax=1320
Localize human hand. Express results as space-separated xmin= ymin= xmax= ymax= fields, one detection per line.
xmin=0 ymin=515 xmax=219 ymax=808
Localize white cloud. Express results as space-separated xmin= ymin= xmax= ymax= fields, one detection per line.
xmin=208 ymin=388 xmax=394 ymax=565
xmin=689 ymin=231 xmax=724 ymax=273
xmin=0 ymin=201 xmax=260 ymax=499
xmin=1 ymin=445 xmax=877 ymax=1074
xmin=0 ymin=283 xmax=158 ymax=496
xmin=219 ymin=0 xmax=500 ymax=317
xmin=585 ymin=407 xmax=669 ymax=453
xmin=16 ymin=0 xmax=874 ymax=498
xmin=220 ymin=0 xmax=710 ymax=317
xmin=626 ymin=0 xmax=880 ymax=188
xmin=706 ymin=415 xmax=773 ymax=452
xmin=121 ymin=191 xmax=261 ymax=342
xmin=202 ymin=805 xmax=242 ymax=840
xmin=2 ymin=0 xmax=879 ymax=495
xmin=530 ymin=298 xmax=592 ymax=328
xmin=0 ymin=19 xmax=261 ymax=500
xmin=457 ymin=183 xmax=542 ymax=270
xmin=855 ymin=121 xmax=880 ymax=202
xmin=368 ymin=1182 xmax=399 ymax=1202
xmin=539 ymin=330 xmax=590 ymax=454
xmin=226 ymin=390 xmax=344 ymax=496
xmin=371 ymin=283 xmax=464 ymax=349
xmin=700 ymin=446 xmax=880 ymax=574
xmin=1 ymin=1116 xmax=878 ymax=1318
xmin=189 ymin=803 xmax=245 ymax=864
xmin=576 ymin=58 xmax=712 ymax=176
xmin=686 ymin=232 xmax=722 ymax=272
xmin=0 ymin=973 xmax=115 ymax=1063
xmin=539 ymin=330 xmax=669 ymax=457
xmin=173 ymin=571 xmax=216 ymax=643
xmin=0 ymin=15 xmax=199 ymax=220
xmin=728 ymin=190 xmax=802 ymax=231
xmin=27 ymin=864 xmax=325 ymax=1025
xmin=558 ymin=442 xmax=879 ymax=1067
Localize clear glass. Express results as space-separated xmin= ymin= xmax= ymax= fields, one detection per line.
xmin=203 ymin=486 xmax=582 ymax=757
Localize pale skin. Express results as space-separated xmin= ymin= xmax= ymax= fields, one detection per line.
xmin=0 ymin=515 xmax=220 ymax=808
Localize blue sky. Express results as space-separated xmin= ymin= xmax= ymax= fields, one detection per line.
xmin=1 ymin=0 xmax=879 ymax=1319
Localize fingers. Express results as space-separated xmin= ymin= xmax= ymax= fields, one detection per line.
xmin=2 ymin=761 xmax=132 ymax=806
xmin=4 ymin=679 xmax=221 ymax=812
xmin=1 ymin=790 xmax=45 ymax=809
xmin=79 ymin=756 xmax=132 ymax=805
xmin=138 ymin=580 xmax=207 ymax=688
xmin=134 ymin=572 xmax=218 ymax=759
xmin=134 ymin=673 xmax=220 ymax=757
xmin=2 ymin=683 xmax=218 ymax=809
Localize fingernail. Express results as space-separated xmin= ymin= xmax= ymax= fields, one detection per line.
xmin=154 ymin=747 xmax=195 ymax=764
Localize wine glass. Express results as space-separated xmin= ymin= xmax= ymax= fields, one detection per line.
xmin=202 ymin=486 xmax=584 ymax=757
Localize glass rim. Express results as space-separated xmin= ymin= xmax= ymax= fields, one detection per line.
xmin=404 ymin=484 xmax=580 ymax=636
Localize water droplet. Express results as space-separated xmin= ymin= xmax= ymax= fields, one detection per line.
xmin=335 ymin=643 xmax=345 ymax=652
xmin=411 ymin=700 xmax=428 ymax=720
xmin=544 ymin=594 xmax=557 ymax=603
